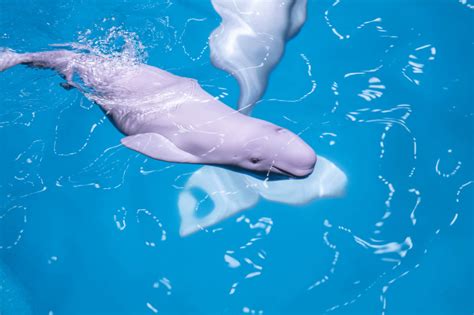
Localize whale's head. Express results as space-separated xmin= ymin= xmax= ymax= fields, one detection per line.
xmin=233 ymin=121 xmax=317 ymax=178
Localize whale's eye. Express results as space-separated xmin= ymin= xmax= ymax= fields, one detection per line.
xmin=250 ymin=157 xmax=261 ymax=164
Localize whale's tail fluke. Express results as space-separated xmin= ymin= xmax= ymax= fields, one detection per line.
xmin=0 ymin=49 xmax=26 ymax=72
xmin=0 ymin=48 xmax=77 ymax=75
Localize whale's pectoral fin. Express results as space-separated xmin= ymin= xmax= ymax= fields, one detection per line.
xmin=121 ymin=133 xmax=201 ymax=164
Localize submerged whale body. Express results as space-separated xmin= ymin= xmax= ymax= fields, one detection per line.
xmin=178 ymin=156 xmax=347 ymax=236
xmin=209 ymin=0 xmax=307 ymax=114
xmin=0 ymin=48 xmax=316 ymax=178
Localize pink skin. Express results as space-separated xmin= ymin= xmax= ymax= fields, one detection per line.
xmin=0 ymin=49 xmax=317 ymax=177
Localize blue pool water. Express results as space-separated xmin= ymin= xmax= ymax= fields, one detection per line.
xmin=0 ymin=0 xmax=473 ymax=314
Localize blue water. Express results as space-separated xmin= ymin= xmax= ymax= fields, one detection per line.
xmin=0 ymin=0 xmax=473 ymax=314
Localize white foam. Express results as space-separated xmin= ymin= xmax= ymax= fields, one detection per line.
xmin=209 ymin=0 xmax=307 ymax=114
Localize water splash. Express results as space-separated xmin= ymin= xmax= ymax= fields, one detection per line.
xmin=324 ymin=1 xmax=396 ymax=40
xmin=408 ymin=188 xmax=421 ymax=226
xmin=242 ymin=306 xmax=264 ymax=314
xmin=458 ymin=0 xmax=474 ymax=9
xmin=259 ymin=53 xmax=317 ymax=104
xmin=1 ymin=140 xmax=47 ymax=204
xmin=226 ymin=215 xmax=272 ymax=296
xmin=373 ymin=175 xmax=395 ymax=234
xmin=136 ymin=208 xmax=167 ymax=247
xmin=179 ymin=17 xmax=209 ymax=61
xmin=56 ymin=144 xmax=140 ymax=190
xmin=435 ymin=149 xmax=462 ymax=178
xmin=401 ymin=44 xmax=436 ymax=86
xmin=0 ymin=205 xmax=27 ymax=250
xmin=53 ymin=96 xmax=108 ymax=157
xmin=308 ymin=223 xmax=339 ymax=290
xmin=76 ymin=24 xmax=148 ymax=64
xmin=451 ymin=180 xmax=473 ymax=226
xmin=113 ymin=206 xmax=127 ymax=231
xmin=353 ymin=236 xmax=413 ymax=261
xmin=345 ymin=104 xmax=417 ymax=175
xmin=358 ymin=77 xmax=386 ymax=102
xmin=319 ymin=132 xmax=337 ymax=146
xmin=152 ymin=277 xmax=172 ymax=296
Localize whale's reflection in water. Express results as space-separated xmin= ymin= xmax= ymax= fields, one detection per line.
xmin=178 ymin=156 xmax=347 ymax=236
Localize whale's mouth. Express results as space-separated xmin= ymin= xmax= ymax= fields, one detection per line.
xmin=272 ymin=166 xmax=293 ymax=177
xmin=271 ymin=166 xmax=312 ymax=178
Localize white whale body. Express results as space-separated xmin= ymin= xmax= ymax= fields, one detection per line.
xmin=0 ymin=48 xmax=316 ymax=178
xmin=178 ymin=156 xmax=347 ymax=236
xmin=209 ymin=0 xmax=307 ymax=114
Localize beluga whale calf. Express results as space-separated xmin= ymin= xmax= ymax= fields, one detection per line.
xmin=0 ymin=48 xmax=316 ymax=177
